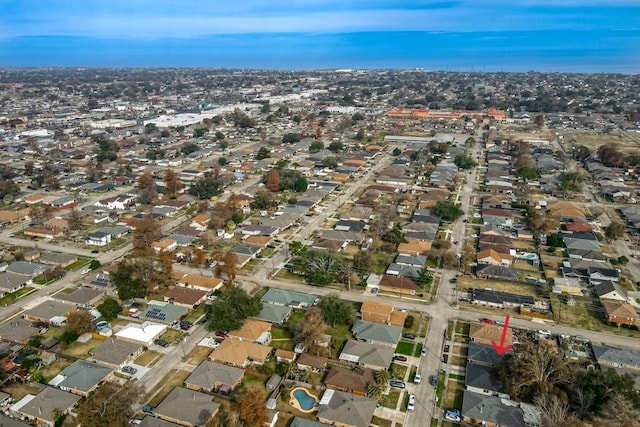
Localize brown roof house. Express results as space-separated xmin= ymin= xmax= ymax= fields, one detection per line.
xmin=164 ymin=287 xmax=207 ymax=308
xmin=154 ymin=387 xmax=220 ymax=427
xmin=184 ymin=361 xmax=244 ymax=394
xmin=317 ymin=389 xmax=377 ymax=427
xmin=324 ymin=366 xmax=375 ymax=396
xmin=469 ymin=322 xmax=513 ymax=347
xmin=296 ymin=353 xmax=327 ymax=373
xmin=360 ymin=300 xmax=407 ymax=327
xmin=228 ymin=319 xmax=272 ymax=345
xmin=209 ymin=338 xmax=272 ymax=368
xmin=601 ymin=300 xmax=640 ymax=327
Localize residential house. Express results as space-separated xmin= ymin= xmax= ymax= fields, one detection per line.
xmin=469 ymin=322 xmax=513 ymax=347
xmin=467 ymin=342 xmax=503 ymax=367
xmin=48 ymin=360 xmax=112 ymax=397
xmin=261 ymin=289 xmax=316 ymax=308
xmin=324 ymin=366 xmax=375 ymax=396
xmin=465 ymin=363 xmax=509 ymax=398
xmin=594 ymin=281 xmax=628 ymax=302
xmin=228 ymin=319 xmax=272 ymax=345
xmin=52 ymin=286 xmax=102 ymax=307
xmin=164 ymin=287 xmax=207 ymax=308
xmin=290 ymin=417 xmax=328 ymax=427
xmin=190 ymin=214 xmax=211 ymax=231
xmin=154 ymin=387 xmax=220 ymax=427
xmin=351 ymin=320 xmax=402 ymax=348
xmin=209 ymin=338 xmax=272 ymax=367
xmin=593 ymin=345 xmax=640 ymax=371
xmin=601 ymin=300 xmax=640 ymax=327
xmin=38 ymin=253 xmax=78 ymax=268
xmin=378 ymin=274 xmax=418 ymax=295
xmin=85 ymin=231 xmax=111 ymax=246
xmin=471 ymin=288 xmax=535 ymax=309
xmin=150 ymin=239 xmax=178 ymax=253
xmin=89 ymin=338 xmax=143 ymax=369
xmin=138 ymin=304 xmax=187 ymax=325
xmin=296 ymin=353 xmax=327 ymax=373
xmin=477 ymin=248 xmax=513 ymax=266
xmin=476 ymin=264 xmax=520 ymax=281
xmin=173 ymin=273 xmax=223 ymax=292
xmin=0 ymin=272 xmax=30 ymax=297
xmin=7 ymin=261 xmax=52 ymax=277
xmin=24 ymin=225 xmax=65 ymax=239
xmin=253 ymin=303 xmax=291 ymax=325
xmin=338 ymin=340 xmax=394 ymax=370
xmin=461 ymin=390 xmax=525 ymax=427
xmin=184 ymin=361 xmax=244 ymax=394
xmin=94 ymin=194 xmax=136 ymax=211
xmin=23 ymin=300 xmax=75 ymax=325
xmin=317 ymin=389 xmax=377 ymax=427
xmin=360 ymin=300 xmax=407 ymax=327
xmin=10 ymin=387 xmax=81 ymax=427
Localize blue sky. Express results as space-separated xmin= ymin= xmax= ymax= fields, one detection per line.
xmin=0 ymin=0 xmax=639 ymax=72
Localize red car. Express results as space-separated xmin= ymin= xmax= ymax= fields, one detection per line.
xmin=479 ymin=318 xmax=494 ymax=324
xmin=215 ymin=331 xmax=228 ymax=338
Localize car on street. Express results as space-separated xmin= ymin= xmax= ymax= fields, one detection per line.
xmin=479 ymin=318 xmax=494 ymax=324
xmin=444 ymin=408 xmax=461 ymax=422
xmin=121 ymin=365 xmax=137 ymax=375
xmin=154 ymin=339 xmax=169 ymax=348
xmin=538 ymin=329 xmax=552 ymax=336
xmin=414 ymin=373 xmax=422 ymax=384
xmin=142 ymin=405 xmax=154 ymax=415
xmin=390 ymin=379 xmax=406 ymax=389
xmin=429 ymin=375 xmax=438 ymax=386
xmin=179 ymin=321 xmax=193 ymax=330
xmin=392 ymin=355 xmax=407 ymax=362
xmin=494 ymin=319 xmax=505 ymax=326
xmin=402 ymin=333 xmax=415 ymax=340
xmin=420 ymin=348 xmax=427 ymax=357
xmin=81 ymin=268 xmax=91 ymax=274
xmin=407 ymin=393 xmax=416 ymax=411
xmin=91 ymin=249 xmax=99 ymax=254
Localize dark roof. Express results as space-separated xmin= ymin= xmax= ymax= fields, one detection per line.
xmin=465 ymin=363 xmax=507 ymax=394
xmin=467 ymin=342 xmax=503 ymax=366
xmin=476 ymin=264 xmax=519 ymax=281
xmin=471 ymin=288 xmax=535 ymax=306
xmin=594 ymin=281 xmax=627 ymax=299
xmin=462 ymin=390 xmax=525 ymax=427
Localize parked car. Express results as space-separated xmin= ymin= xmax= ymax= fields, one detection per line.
xmin=393 ymin=355 xmax=407 ymax=362
xmin=538 ymin=329 xmax=552 ymax=336
xmin=153 ymin=339 xmax=169 ymax=348
xmin=429 ymin=375 xmax=438 ymax=386
xmin=407 ymin=393 xmax=416 ymax=411
xmin=479 ymin=318 xmax=494 ymax=324
xmin=215 ymin=331 xmax=228 ymax=338
xmin=494 ymin=319 xmax=505 ymax=326
xmin=179 ymin=321 xmax=193 ymax=330
xmin=414 ymin=373 xmax=422 ymax=384
xmin=402 ymin=333 xmax=415 ymax=340
xmin=121 ymin=365 xmax=137 ymax=375
xmin=142 ymin=405 xmax=154 ymax=414
xmin=390 ymin=379 xmax=406 ymax=389
xmin=444 ymin=408 xmax=461 ymax=422
xmin=420 ymin=348 xmax=427 ymax=357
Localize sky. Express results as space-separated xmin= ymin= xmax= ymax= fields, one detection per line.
xmin=0 ymin=0 xmax=639 ymax=73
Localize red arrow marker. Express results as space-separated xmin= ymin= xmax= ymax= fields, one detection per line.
xmin=491 ymin=314 xmax=513 ymax=356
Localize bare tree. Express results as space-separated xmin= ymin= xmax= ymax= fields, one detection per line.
xmin=534 ymin=393 xmax=577 ymax=427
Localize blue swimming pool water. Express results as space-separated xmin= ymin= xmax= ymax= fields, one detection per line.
xmin=293 ymin=389 xmax=316 ymax=410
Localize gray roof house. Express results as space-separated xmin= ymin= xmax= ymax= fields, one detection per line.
xmin=395 ymin=254 xmax=427 ymax=268
xmin=289 ymin=417 xmax=328 ymax=427
xmin=0 ymin=415 xmax=31 ymax=427
xmin=6 ymin=261 xmax=52 ymax=277
xmin=253 ymin=303 xmax=292 ymax=325
xmin=317 ymin=389 xmax=377 ymax=427
xmin=593 ymin=344 xmax=640 ymax=371
xmin=261 ymin=289 xmax=317 ymax=308
xmin=0 ymin=318 xmax=36 ymax=343
xmin=154 ymin=387 xmax=220 ymax=426
xmin=465 ymin=363 xmax=509 ymax=398
xmin=10 ymin=387 xmax=81 ymax=426
xmin=48 ymin=360 xmax=112 ymax=396
xmin=462 ymin=390 xmax=525 ymax=427
xmin=23 ymin=300 xmax=75 ymax=324
xmin=139 ymin=417 xmax=183 ymax=427
xmin=185 ymin=361 xmax=244 ymax=394
xmin=594 ymin=281 xmax=628 ymax=302
xmin=89 ymin=338 xmax=143 ymax=368
xmin=351 ymin=320 xmax=402 ymax=348
xmin=338 ymin=340 xmax=394 ymax=370
xmin=0 ymin=272 xmax=30 ymax=296
xmin=467 ymin=342 xmax=503 ymax=367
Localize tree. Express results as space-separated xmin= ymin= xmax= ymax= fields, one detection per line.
xmin=218 ymin=157 xmax=228 ymax=166
xmin=309 ymin=140 xmax=324 ymax=153
xmin=215 ymin=131 xmax=225 ymax=140
xmin=328 ymin=141 xmax=344 ymax=153
xmin=256 ymin=147 xmax=271 ymax=160
xmin=571 ymin=367 xmax=640 ymax=418
xmin=454 ymin=154 xmax=477 ymax=169
xmin=112 ymin=261 xmax=147 ymax=300
xmin=527 ymin=211 xmax=560 ymax=239
xmin=352 ymin=250 xmax=374 ymax=277
xmin=293 ymin=176 xmax=308 ymax=192
xmin=189 ymin=173 xmax=224 ymax=199
xmin=65 ymin=310 xmax=95 ymax=335
xmin=597 ymin=143 xmax=625 ymax=167
xmin=208 ymin=287 xmax=262 ymax=332
xmin=392 ymin=147 xmax=402 ymax=156
xmin=96 ymin=298 xmax=122 ymax=321
xmin=265 ymin=169 xmax=281 ymax=192
xmin=495 ymin=338 xmax=572 ymax=402
xmin=534 ymin=393 xmax=577 ymax=427
xmin=76 ymin=382 xmax=141 ymax=427
xmin=605 ymin=221 xmax=625 ymax=241
xmin=193 ymin=128 xmax=209 ymax=138
xmin=319 ymin=293 xmax=356 ymax=327
xmin=68 ymin=206 xmax=83 ymax=230
xmin=433 ymin=200 xmax=464 ymax=222
xmin=517 ymin=166 xmax=539 ymax=181
xmin=144 ymin=123 xmax=158 ymax=134
xmin=181 ymin=142 xmax=199 ymax=155
xmin=292 ymin=308 xmax=326 ymax=355
xmin=534 ymin=114 xmax=545 ymax=128
xmin=133 ymin=213 xmax=162 ymax=249
xmin=214 ymin=251 xmax=239 ymax=284
xmin=251 ymin=190 xmax=277 ymax=210
xmin=24 ymin=161 xmax=34 ymax=176
xmin=294 ymin=250 xmax=343 ymax=287
xmin=164 ymin=169 xmax=183 ymax=199
xmin=547 ymin=232 xmax=564 ymax=248
xmin=367 ymin=382 xmax=384 ymax=400
xmin=238 ymin=390 xmax=268 ymax=427
xmin=29 ymin=202 xmax=52 ymax=224
xmin=417 ymin=268 xmax=434 ymax=289
xmin=137 ymin=171 xmax=157 ymax=204
xmin=282 ymin=132 xmax=300 ymax=144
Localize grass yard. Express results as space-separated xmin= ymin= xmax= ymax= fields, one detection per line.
xmin=135 ymin=350 xmax=161 ymax=367
xmin=0 ymin=287 xmax=36 ymax=306
xmin=287 ymin=310 xmax=305 ymax=325
xmin=457 ymin=276 xmax=543 ymax=298
xmin=61 ymin=339 xmax=103 ymax=358
xmin=455 ymin=321 xmax=470 ymax=336
xmin=551 ymin=295 xmax=640 ymax=337
xmin=435 ymin=372 xmax=446 ymax=406
xmin=446 ymin=320 xmax=455 ymax=340
xmin=185 ymin=346 xmax=212 ymax=365
xmin=38 ymin=359 xmax=72 ymax=383
xmin=146 ymin=369 xmax=192 ymax=407
xmin=510 ymin=239 xmax=535 ymax=250
xmin=183 ymin=304 xmax=207 ymax=324
xmin=395 ymin=340 xmax=416 ymax=356
xmin=159 ymin=328 xmax=185 ymax=344
xmin=271 ymin=339 xmax=295 ymax=351
xmin=64 ymin=256 xmax=91 ymax=271
xmin=444 ymin=380 xmax=465 ymax=409
xmin=413 ymin=343 xmax=424 ymax=357
xmin=371 ymin=416 xmax=393 ymax=427
xmin=274 ymin=269 xmax=305 ymax=283
xmin=272 ymin=327 xmax=293 ymax=340
xmin=237 ymin=373 xmax=268 ymax=397
xmin=379 ymin=388 xmax=401 ymax=409
xmin=1 ymin=382 xmax=43 ymax=401
xmin=451 ymin=346 xmax=468 ymax=356
xmin=391 ymin=363 xmax=408 ymax=380
xmin=453 ymin=335 xmax=470 ymax=344
xmin=450 ymin=355 xmax=467 ymax=367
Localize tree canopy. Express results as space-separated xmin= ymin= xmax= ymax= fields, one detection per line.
xmin=454 ymin=153 xmax=477 ymax=169
xmin=96 ymin=298 xmax=123 ymax=321
xmin=319 ymin=293 xmax=356 ymax=327
xmin=208 ymin=287 xmax=262 ymax=332
xmin=293 ymin=249 xmax=344 ymax=287
xmin=433 ymin=200 xmax=464 ymax=222
xmin=188 ymin=173 xmax=224 ymax=199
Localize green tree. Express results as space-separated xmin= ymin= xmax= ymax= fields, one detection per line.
xmin=282 ymin=133 xmax=300 ymax=144
xmin=256 ymin=147 xmax=271 ymax=160
xmin=465 ymin=136 xmax=476 ymax=147
xmin=417 ymin=268 xmax=433 ymax=289
xmin=215 ymin=131 xmax=225 ymax=140
xmin=392 ymin=147 xmax=402 ymax=156
xmin=208 ymin=287 xmax=262 ymax=332
xmin=218 ymin=157 xmax=228 ymax=166
xmin=454 ymin=154 xmax=477 ymax=169
xmin=89 ymin=259 xmax=101 ymax=270
xmin=309 ymin=140 xmax=324 ymax=153
xmin=319 ymin=293 xmax=356 ymax=327
xmin=293 ymin=176 xmax=308 ymax=192
xmin=433 ymin=200 xmax=464 ymax=222
xmin=294 ymin=250 xmax=343 ymax=287
xmin=96 ymin=298 xmax=123 ymax=321
xmin=112 ymin=262 xmax=148 ymax=300
xmin=547 ymin=232 xmax=564 ymax=248
xmin=328 ymin=141 xmax=344 ymax=153
xmin=517 ymin=166 xmax=539 ymax=181
xmin=193 ymin=128 xmax=209 ymax=138
xmin=605 ymin=221 xmax=625 ymax=241
xmin=181 ymin=142 xmax=199 ymax=155
xmin=321 ymin=157 xmax=339 ymax=169
xmin=188 ymin=173 xmax=224 ymax=199
xmin=144 ymin=123 xmax=158 ymax=134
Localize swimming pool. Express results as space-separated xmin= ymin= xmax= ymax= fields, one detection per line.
xmin=290 ymin=387 xmax=317 ymax=412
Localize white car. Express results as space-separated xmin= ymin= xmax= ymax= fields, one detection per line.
xmin=414 ymin=373 xmax=422 ymax=384
xmin=81 ymin=268 xmax=91 ymax=274
xmin=538 ymin=329 xmax=552 ymax=336
xmin=407 ymin=393 xmax=416 ymax=411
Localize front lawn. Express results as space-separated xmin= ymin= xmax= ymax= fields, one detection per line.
xmin=135 ymin=350 xmax=161 ymax=367
xmin=146 ymin=369 xmax=191 ymax=407
xmin=183 ymin=304 xmax=207 ymax=323
xmin=64 ymin=257 xmax=92 ymax=271
xmin=444 ymin=380 xmax=464 ymax=409
xmin=61 ymin=338 xmax=103 ymax=358
xmin=395 ymin=340 xmax=415 ymax=356
xmin=184 ymin=346 xmax=212 ymax=365
xmin=0 ymin=287 xmax=36 ymax=306
xmin=379 ymin=388 xmax=401 ymax=409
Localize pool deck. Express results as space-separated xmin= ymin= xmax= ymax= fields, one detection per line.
xmin=289 ymin=386 xmax=318 ymax=413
